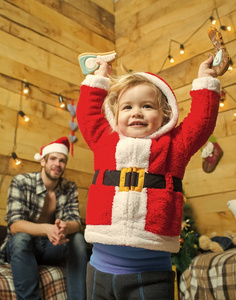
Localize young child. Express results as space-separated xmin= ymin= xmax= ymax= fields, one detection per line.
xmin=76 ymin=55 xmax=220 ymax=300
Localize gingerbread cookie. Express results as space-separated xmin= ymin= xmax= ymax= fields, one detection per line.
xmin=208 ymin=27 xmax=231 ymax=76
xmin=78 ymin=51 xmax=116 ymax=75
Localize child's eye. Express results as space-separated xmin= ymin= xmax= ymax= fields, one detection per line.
xmin=123 ymin=105 xmax=132 ymax=110
xmin=143 ymin=104 xmax=152 ymax=108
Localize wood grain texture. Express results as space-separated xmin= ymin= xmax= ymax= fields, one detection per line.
xmin=0 ymin=0 xmax=235 ymax=237
xmin=0 ymin=0 xmax=114 ymax=223
xmin=115 ymin=0 xmax=236 ymax=75
xmin=114 ymin=0 xmax=236 ymax=237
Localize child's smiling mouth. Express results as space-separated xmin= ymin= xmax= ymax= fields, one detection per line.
xmin=129 ymin=121 xmax=148 ymax=127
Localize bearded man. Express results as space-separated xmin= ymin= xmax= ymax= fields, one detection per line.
xmin=0 ymin=137 xmax=87 ymax=300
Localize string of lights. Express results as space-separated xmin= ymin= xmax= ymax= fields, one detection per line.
xmin=11 ymin=81 xmax=25 ymax=166
xmin=5 ymin=78 xmax=235 ymax=171
xmin=158 ymin=7 xmax=233 ymax=73
xmin=0 ymin=71 xmax=80 ymax=167
xmin=0 ymin=74 xmax=79 ymax=171
xmin=0 ymin=73 xmax=80 ymax=108
xmin=0 ymin=6 xmax=235 ymax=174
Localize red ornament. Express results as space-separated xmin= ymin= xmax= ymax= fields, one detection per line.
xmin=179 ymin=237 xmax=184 ymax=247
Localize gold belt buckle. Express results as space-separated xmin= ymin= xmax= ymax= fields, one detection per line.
xmin=119 ymin=167 xmax=145 ymax=192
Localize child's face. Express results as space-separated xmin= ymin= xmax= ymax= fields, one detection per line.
xmin=117 ymin=84 xmax=163 ymax=138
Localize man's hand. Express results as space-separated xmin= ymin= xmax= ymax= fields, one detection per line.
xmin=198 ymin=55 xmax=218 ymax=78
xmin=47 ymin=219 xmax=69 ymax=246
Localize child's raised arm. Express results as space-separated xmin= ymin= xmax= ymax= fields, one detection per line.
xmin=94 ymin=58 xmax=112 ymax=77
xmin=198 ymin=55 xmax=218 ymax=78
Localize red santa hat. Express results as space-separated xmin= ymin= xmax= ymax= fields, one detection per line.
xmin=34 ymin=136 xmax=70 ymax=161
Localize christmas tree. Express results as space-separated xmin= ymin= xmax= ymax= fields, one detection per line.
xmin=171 ymin=202 xmax=199 ymax=273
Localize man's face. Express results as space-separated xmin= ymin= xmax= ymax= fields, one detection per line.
xmin=41 ymin=153 xmax=67 ymax=181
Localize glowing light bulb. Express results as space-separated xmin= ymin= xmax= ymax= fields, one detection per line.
xmin=168 ymin=55 xmax=174 ymax=63
xmin=19 ymin=110 xmax=30 ymax=122
xmin=59 ymin=95 xmax=65 ymax=108
xmin=12 ymin=152 xmax=22 ymax=165
xmin=23 ymin=81 xmax=30 ymax=94
xmin=220 ymin=100 xmax=224 ymax=108
xmin=209 ymin=16 xmax=216 ymax=25
xmin=180 ymin=44 xmax=185 ymax=55
xmin=221 ymin=25 xmax=231 ymax=32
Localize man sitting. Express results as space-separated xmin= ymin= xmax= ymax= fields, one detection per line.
xmin=0 ymin=137 xmax=87 ymax=300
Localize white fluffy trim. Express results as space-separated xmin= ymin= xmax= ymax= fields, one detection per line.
xmin=115 ymin=138 xmax=151 ymax=170
xmin=85 ymin=187 xmax=181 ymax=253
xmin=85 ymin=225 xmax=180 ymax=253
xmin=82 ymin=74 xmax=110 ymax=91
xmin=34 ymin=143 xmax=68 ymax=161
xmin=192 ymin=77 xmax=220 ymax=94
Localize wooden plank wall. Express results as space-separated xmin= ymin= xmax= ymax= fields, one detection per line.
xmin=0 ymin=0 xmax=115 ymax=224
xmin=1 ymin=0 xmax=236 ymax=238
xmin=115 ymin=0 xmax=236 ymax=236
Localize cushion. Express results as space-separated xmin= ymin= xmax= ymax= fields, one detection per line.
xmin=0 ymin=263 xmax=67 ymax=299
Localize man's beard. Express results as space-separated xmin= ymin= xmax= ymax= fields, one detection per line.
xmin=44 ymin=166 xmax=64 ymax=181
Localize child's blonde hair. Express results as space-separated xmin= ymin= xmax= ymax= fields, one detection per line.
xmin=104 ymin=73 xmax=172 ymax=126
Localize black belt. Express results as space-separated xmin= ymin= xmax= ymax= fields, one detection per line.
xmin=92 ymin=169 xmax=182 ymax=193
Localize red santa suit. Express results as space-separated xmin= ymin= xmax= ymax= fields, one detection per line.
xmin=76 ymin=73 xmax=220 ymax=253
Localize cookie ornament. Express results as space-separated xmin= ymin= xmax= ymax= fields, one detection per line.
xmin=208 ymin=27 xmax=231 ymax=76
xmin=78 ymin=51 xmax=116 ymax=75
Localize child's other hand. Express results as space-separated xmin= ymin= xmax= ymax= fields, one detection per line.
xmin=94 ymin=57 xmax=112 ymax=77
xmin=198 ymin=55 xmax=217 ymax=78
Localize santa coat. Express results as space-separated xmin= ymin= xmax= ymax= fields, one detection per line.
xmin=76 ymin=73 xmax=220 ymax=253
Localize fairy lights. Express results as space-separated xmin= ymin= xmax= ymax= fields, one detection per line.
xmin=220 ymin=25 xmax=231 ymax=32
xmin=59 ymin=95 xmax=66 ymax=108
xmin=209 ymin=16 xmax=216 ymax=25
xmin=12 ymin=152 xmax=21 ymax=165
xmin=180 ymin=44 xmax=185 ymax=55
xmin=159 ymin=7 xmax=233 ymax=73
xmin=19 ymin=110 xmax=30 ymax=122
xmin=23 ymin=81 xmax=30 ymax=95
xmin=168 ymin=55 xmax=174 ymax=63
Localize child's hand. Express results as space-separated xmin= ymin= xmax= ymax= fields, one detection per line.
xmin=94 ymin=57 xmax=112 ymax=77
xmin=198 ymin=55 xmax=217 ymax=78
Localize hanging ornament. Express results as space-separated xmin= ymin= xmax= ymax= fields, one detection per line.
xmin=69 ymin=134 xmax=77 ymax=143
xmin=69 ymin=121 xmax=78 ymax=131
xmin=67 ymin=103 xmax=76 ymax=117
xmin=201 ymin=135 xmax=223 ymax=173
xmin=68 ymin=99 xmax=78 ymax=156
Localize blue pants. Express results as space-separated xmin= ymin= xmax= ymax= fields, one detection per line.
xmin=6 ymin=232 xmax=87 ymax=300
xmin=87 ymin=263 xmax=175 ymax=300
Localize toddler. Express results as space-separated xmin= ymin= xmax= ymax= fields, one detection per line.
xmin=76 ymin=56 xmax=220 ymax=300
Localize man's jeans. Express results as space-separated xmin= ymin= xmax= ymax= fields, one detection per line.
xmin=6 ymin=232 xmax=87 ymax=300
